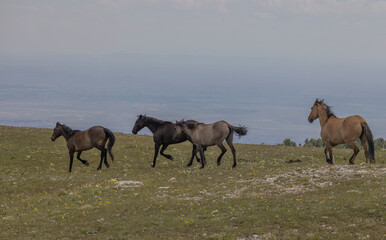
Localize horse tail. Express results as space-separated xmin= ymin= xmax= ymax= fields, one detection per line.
xmin=104 ymin=128 xmax=115 ymax=161
xmin=229 ymin=124 xmax=248 ymax=138
xmin=361 ymin=122 xmax=375 ymax=163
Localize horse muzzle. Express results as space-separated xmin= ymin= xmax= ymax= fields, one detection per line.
xmin=51 ymin=137 xmax=55 ymax=142
xmin=308 ymin=117 xmax=314 ymax=123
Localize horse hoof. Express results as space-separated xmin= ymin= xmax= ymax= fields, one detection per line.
xmin=85 ymin=162 xmax=89 ymax=166
xmin=151 ymin=164 xmax=155 ymax=168
xmin=97 ymin=167 xmax=101 ymax=170
xmin=217 ymin=162 xmax=221 ymax=166
xmin=106 ymin=164 xmax=110 ymax=168
xmin=199 ymin=166 xmax=205 ymax=169
xmin=186 ymin=164 xmax=192 ymax=167
xmin=232 ymin=164 xmax=237 ymax=168
xmin=170 ymin=156 xmax=174 ymax=161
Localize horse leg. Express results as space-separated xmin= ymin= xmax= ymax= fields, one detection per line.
xmin=77 ymin=151 xmax=89 ymax=166
xmin=346 ymin=142 xmax=360 ymax=165
xmin=216 ymin=143 xmax=227 ymax=166
xmin=103 ymin=148 xmax=109 ymax=168
xmin=198 ymin=146 xmax=205 ymax=169
xmin=160 ymin=144 xmax=174 ymax=161
xmin=187 ymin=145 xmax=198 ymax=167
xmin=324 ymin=143 xmax=334 ymax=164
xmin=226 ymin=134 xmax=237 ymax=168
xmin=97 ymin=148 xmax=108 ymax=170
xmin=360 ymin=135 xmax=370 ymax=163
xmin=152 ymin=143 xmax=160 ymax=168
xmin=193 ymin=144 xmax=202 ymax=163
xmin=324 ymin=148 xmax=331 ymax=164
xmin=68 ymin=150 xmax=74 ymax=172
xmin=201 ymin=146 xmax=207 ymax=164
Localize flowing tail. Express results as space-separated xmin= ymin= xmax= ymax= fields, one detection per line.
xmin=104 ymin=128 xmax=115 ymax=161
xmin=361 ymin=122 xmax=375 ymax=163
xmin=230 ymin=124 xmax=248 ymax=138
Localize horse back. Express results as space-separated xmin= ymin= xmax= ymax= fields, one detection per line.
xmin=71 ymin=126 xmax=105 ymax=151
xmin=341 ymin=115 xmax=366 ymax=138
xmin=324 ymin=115 xmax=366 ymax=144
xmin=194 ymin=121 xmax=230 ymax=146
xmin=155 ymin=123 xmax=187 ymax=144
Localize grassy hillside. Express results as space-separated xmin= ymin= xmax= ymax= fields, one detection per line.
xmin=0 ymin=126 xmax=385 ymax=239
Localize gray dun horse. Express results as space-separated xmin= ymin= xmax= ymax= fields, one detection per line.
xmin=176 ymin=120 xmax=247 ymax=169
xmin=51 ymin=122 xmax=115 ymax=172
xmin=308 ymin=99 xmax=374 ymax=164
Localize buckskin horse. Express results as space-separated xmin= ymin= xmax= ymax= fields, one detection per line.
xmin=308 ymin=99 xmax=374 ymax=164
xmin=51 ymin=122 xmax=115 ymax=172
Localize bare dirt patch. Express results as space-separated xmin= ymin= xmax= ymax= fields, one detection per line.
xmin=240 ymin=164 xmax=385 ymax=195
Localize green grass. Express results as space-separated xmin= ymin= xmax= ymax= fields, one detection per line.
xmin=0 ymin=126 xmax=385 ymax=239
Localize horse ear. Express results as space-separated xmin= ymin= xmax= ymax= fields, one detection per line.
xmin=56 ymin=122 xmax=61 ymax=126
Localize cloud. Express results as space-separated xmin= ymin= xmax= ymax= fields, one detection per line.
xmin=255 ymin=0 xmax=386 ymax=16
xmin=170 ymin=0 xmax=231 ymax=13
xmin=254 ymin=11 xmax=276 ymax=20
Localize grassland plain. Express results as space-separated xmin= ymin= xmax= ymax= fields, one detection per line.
xmin=0 ymin=126 xmax=385 ymax=240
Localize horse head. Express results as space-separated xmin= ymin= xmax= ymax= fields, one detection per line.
xmin=308 ymin=99 xmax=321 ymax=123
xmin=132 ymin=115 xmax=146 ymax=134
xmin=51 ymin=122 xmax=63 ymax=141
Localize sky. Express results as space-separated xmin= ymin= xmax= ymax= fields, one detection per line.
xmin=1 ymin=0 xmax=386 ymax=59
xmin=1 ymin=0 xmax=386 ymax=144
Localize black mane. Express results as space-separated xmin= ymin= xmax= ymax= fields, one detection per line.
xmin=141 ymin=115 xmax=172 ymax=126
xmin=61 ymin=125 xmax=79 ymax=136
xmin=318 ymin=100 xmax=336 ymax=118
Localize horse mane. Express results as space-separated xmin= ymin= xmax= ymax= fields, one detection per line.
xmin=184 ymin=120 xmax=198 ymax=129
xmin=61 ymin=124 xmax=79 ymax=136
xmin=141 ymin=115 xmax=172 ymax=126
xmin=318 ymin=100 xmax=336 ymax=118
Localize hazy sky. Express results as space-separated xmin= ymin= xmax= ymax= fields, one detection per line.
xmin=1 ymin=0 xmax=386 ymax=60
xmin=1 ymin=1 xmax=386 ymax=144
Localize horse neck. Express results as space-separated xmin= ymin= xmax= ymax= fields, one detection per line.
xmin=144 ymin=122 xmax=162 ymax=134
xmin=317 ymin=107 xmax=329 ymax=128
xmin=181 ymin=125 xmax=195 ymax=138
xmin=60 ymin=128 xmax=73 ymax=141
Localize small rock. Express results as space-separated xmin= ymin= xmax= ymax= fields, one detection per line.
xmin=115 ymin=181 xmax=143 ymax=188
xmin=168 ymin=177 xmax=176 ymax=182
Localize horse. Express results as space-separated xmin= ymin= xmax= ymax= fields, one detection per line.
xmin=308 ymin=99 xmax=375 ymax=164
xmin=51 ymin=122 xmax=115 ymax=172
xmin=176 ymin=120 xmax=247 ymax=169
xmin=132 ymin=115 xmax=202 ymax=168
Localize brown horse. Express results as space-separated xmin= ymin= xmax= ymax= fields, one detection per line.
xmin=176 ymin=120 xmax=247 ymax=169
xmin=51 ymin=122 xmax=115 ymax=172
xmin=308 ymin=99 xmax=374 ymax=164
xmin=132 ymin=115 xmax=202 ymax=168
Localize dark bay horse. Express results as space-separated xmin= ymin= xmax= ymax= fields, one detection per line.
xmin=51 ymin=122 xmax=115 ymax=172
xmin=308 ymin=99 xmax=375 ymax=164
xmin=176 ymin=120 xmax=247 ymax=169
xmin=132 ymin=115 xmax=201 ymax=168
